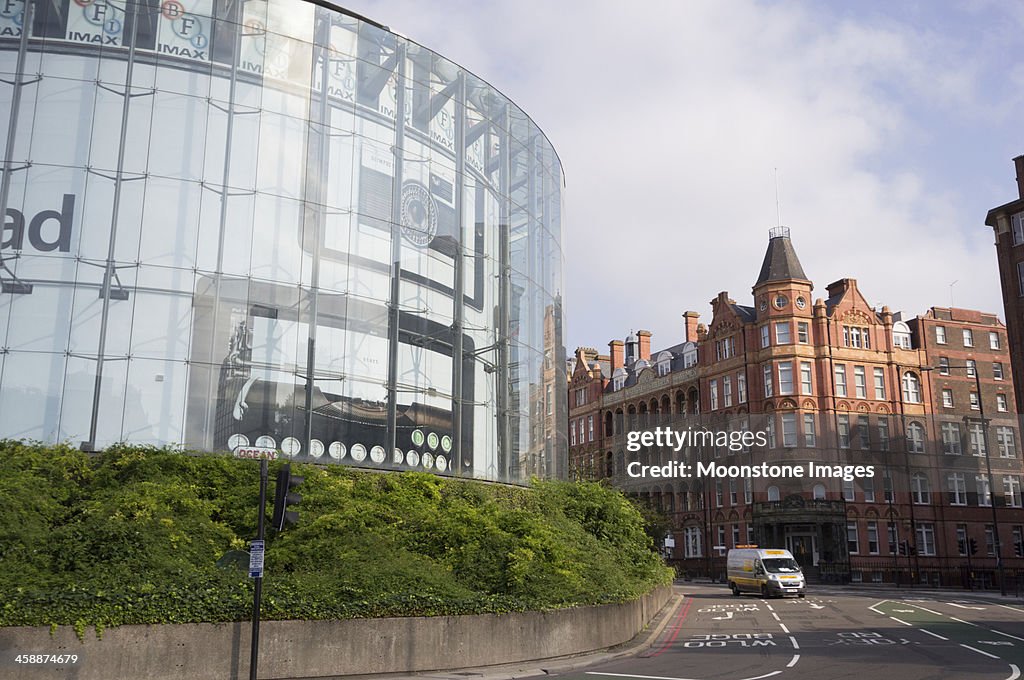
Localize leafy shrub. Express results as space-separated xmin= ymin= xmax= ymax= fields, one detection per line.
xmin=0 ymin=442 xmax=671 ymax=630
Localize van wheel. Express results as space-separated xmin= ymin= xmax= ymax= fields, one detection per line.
xmin=731 ymin=583 xmax=740 ymax=596
xmin=799 ymin=593 xmax=806 ymax=598
xmin=761 ymin=584 xmax=769 ymax=598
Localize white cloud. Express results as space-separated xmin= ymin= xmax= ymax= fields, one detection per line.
xmin=341 ymin=0 xmax=1018 ymax=354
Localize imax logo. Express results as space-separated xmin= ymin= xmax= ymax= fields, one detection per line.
xmin=1 ymin=195 xmax=75 ymax=252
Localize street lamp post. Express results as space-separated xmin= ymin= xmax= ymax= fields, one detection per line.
xmin=936 ymin=363 xmax=1006 ymax=596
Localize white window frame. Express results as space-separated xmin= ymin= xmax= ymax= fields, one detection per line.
xmin=835 ymin=365 xmax=847 ymax=397
xmin=942 ymin=389 xmax=954 ymax=408
xmin=948 ymin=472 xmax=967 ymax=505
xmin=990 ymin=331 xmax=1001 ymax=350
xmin=994 ymin=362 xmax=1004 ymax=380
xmin=778 ymin=361 xmax=794 ymax=395
xmin=760 ymin=325 xmax=770 ymax=348
xmin=997 ymin=426 xmax=1016 ymax=458
xmin=942 ymin=421 xmax=962 ymax=455
xmin=1013 ymin=211 xmax=1024 ymax=245
xmin=803 ymin=413 xmax=816 ymax=447
xmin=854 ymin=365 xmax=867 ymax=399
xmin=912 ymin=472 xmax=930 ymax=504
xmin=977 ymin=474 xmax=992 ymax=506
xmin=936 ymin=326 xmax=947 ymax=344
xmin=710 ymin=379 xmax=719 ymax=411
xmin=1004 ymin=476 xmax=1022 ymax=508
xmin=873 ymin=367 xmax=885 ymax=400
xmin=781 ymin=413 xmax=797 ymax=447
xmin=775 ymin=322 xmax=791 ymax=345
xmin=963 ymin=328 xmax=974 ymax=347
xmin=737 ymin=372 xmax=747 ymax=403
xmin=801 ymin=361 xmax=813 ymax=395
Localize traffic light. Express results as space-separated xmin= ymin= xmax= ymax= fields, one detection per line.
xmin=271 ymin=463 xmax=303 ymax=531
xmin=899 ymin=540 xmax=908 ymax=556
xmin=969 ymin=537 xmax=978 ymax=556
xmin=1015 ymin=539 xmax=1023 ymax=558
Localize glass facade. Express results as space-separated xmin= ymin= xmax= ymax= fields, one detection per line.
xmin=0 ymin=0 xmax=566 ymax=483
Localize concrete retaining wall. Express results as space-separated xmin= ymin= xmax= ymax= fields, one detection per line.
xmin=0 ymin=585 xmax=672 ymax=679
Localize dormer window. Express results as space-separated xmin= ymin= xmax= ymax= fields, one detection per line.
xmin=682 ymin=342 xmax=698 ymax=368
xmin=612 ymin=367 xmax=627 ymax=391
xmin=656 ymin=351 xmax=672 ymax=377
xmin=893 ymin=321 xmax=912 ymax=349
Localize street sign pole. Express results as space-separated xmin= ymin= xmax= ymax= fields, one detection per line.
xmin=249 ymin=458 xmax=268 ymax=680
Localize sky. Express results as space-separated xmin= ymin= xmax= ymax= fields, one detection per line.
xmin=339 ymin=0 xmax=1023 ymax=356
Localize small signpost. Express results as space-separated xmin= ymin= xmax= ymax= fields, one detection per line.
xmin=248 ymin=540 xmax=265 ymax=579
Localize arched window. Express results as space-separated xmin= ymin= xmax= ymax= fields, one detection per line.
xmin=893 ymin=321 xmax=912 ymax=349
xmin=912 ymin=472 xmax=930 ymax=504
xmin=813 ymin=484 xmax=826 ymax=500
xmin=767 ymin=486 xmax=780 ymax=502
xmin=902 ymin=372 xmax=921 ymax=403
xmin=906 ymin=421 xmax=925 ymax=453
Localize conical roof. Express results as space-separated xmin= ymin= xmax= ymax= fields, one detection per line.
xmin=755 ymin=227 xmax=808 ymax=286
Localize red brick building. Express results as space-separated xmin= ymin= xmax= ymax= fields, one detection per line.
xmin=986 ymin=155 xmax=1024 ymax=415
xmin=569 ymin=228 xmax=1024 ymax=588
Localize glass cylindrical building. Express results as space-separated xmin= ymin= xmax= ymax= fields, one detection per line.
xmin=0 ymin=0 xmax=566 ymax=483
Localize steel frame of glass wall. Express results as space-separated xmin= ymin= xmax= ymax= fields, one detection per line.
xmin=0 ymin=0 xmax=566 ymax=484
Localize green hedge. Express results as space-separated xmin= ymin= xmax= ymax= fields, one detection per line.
xmin=0 ymin=441 xmax=671 ymax=632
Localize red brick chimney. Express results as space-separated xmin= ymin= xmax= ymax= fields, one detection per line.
xmin=683 ymin=311 xmax=700 ymax=343
xmin=637 ymin=330 xmax=652 ymax=362
xmin=609 ymin=340 xmax=624 ymax=374
xmin=1015 ymin=155 xmax=1024 ymax=199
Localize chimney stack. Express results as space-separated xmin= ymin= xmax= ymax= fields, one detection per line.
xmin=609 ymin=339 xmax=624 ymax=374
xmin=638 ymin=330 xmax=652 ymax=362
xmin=683 ymin=311 xmax=700 ymax=343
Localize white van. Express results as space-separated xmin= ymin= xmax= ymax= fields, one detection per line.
xmin=727 ymin=548 xmax=806 ymax=598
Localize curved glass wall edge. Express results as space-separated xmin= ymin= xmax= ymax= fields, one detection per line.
xmin=0 ymin=0 xmax=566 ymax=484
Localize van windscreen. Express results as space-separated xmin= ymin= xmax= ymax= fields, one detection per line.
xmin=762 ymin=558 xmax=800 ymax=573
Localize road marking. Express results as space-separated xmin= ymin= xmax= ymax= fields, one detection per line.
xmin=587 ymin=673 xmax=698 ymax=680
xmin=868 ymin=600 xmax=889 ymax=615
xmin=779 ymin=623 xmax=790 ymax=634
xmin=993 ymin=630 xmax=1024 ymax=642
xmin=1006 ymin=663 xmax=1021 ymax=680
xmin=948 ymin=602 xmax=985 ymax=610
xmin=890 ymin=617 xmax=912 ymax=626
xmin=920 ymin=629 xmax=949 ymax=641
xmin=808 ymin=602 xmax=825 ymax=609
xmin=787 ymin=654 xmax=800 ymax=667
xmin=736 ymin=673 xmax=782 ymax=680
xmin=712 ymin=611 xmax=734 ymax=620
xmin=771 ymin=612 xmax=781 ymax=621
xmin=647 ymin=597 xmax=692 ymax=658
xmin=765 ymin=603 xmax=774 ymax=611
xmin=897 ymin=602 xmax=943 ymax=616
xmin=1000 ymin=605 xmax=1024 ymax=614
xmin=789 ymin=636 xmax=799 ymax=649
xmin=978 ymin=641 xmax=1014 ymax=646
xmin=950 ymin=616 xmax=979 ymax=627
xmin=961 ymin=643 xmax=1001 ymax=659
